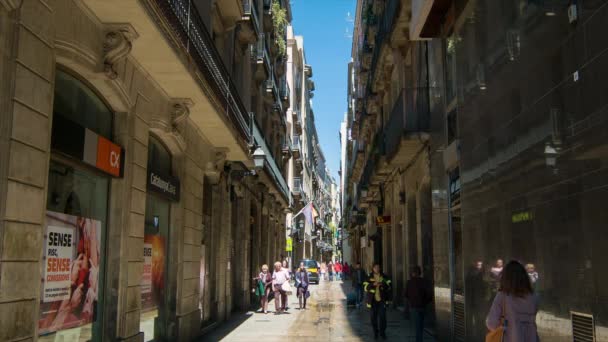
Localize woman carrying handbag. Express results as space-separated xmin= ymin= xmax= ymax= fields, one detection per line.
xmin=295 ymin=262 xmax=310 ymax=310
xmin=272 ymin=261 xmax=290 ymax=314
xmin=486 ymin=260 xmax=539 ymax=342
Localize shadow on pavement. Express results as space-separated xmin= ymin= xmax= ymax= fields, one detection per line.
xmin=196 ymin=312 xmax=254 ymax=342
xmin=337 ymin=280 xmax=435 ymax=341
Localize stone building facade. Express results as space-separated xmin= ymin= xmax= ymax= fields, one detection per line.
xmin=345 ymin=0 xmax=608 ymax=341
xmin=0 ymin=0 xmax=291 ymax=341
xmin=344 ymin=0 xmax=432 ymax=308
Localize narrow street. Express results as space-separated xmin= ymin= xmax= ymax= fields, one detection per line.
xmin=197 ymin=280 xmax=435 ymax=342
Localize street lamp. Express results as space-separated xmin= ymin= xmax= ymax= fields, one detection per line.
xmin=253 ymin=147 xmax=265 ymax=170
xmin=544 ymin=142 xmax=561 ymax=174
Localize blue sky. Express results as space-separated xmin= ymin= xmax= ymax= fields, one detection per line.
xmin=291 ymin=0 xmax=356 ymax=182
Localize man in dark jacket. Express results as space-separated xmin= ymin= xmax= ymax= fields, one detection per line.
xmin=405 ymin=266 xmax=432 ymax=342
xmin=363 ymin=263 xmax=392 ymax=340
xmin=352 ymin=262 xmax=366 ymax=308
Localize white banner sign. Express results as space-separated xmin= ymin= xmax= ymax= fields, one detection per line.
xmin=141 ymin=243 xmax=153 ymax=294
xmin=43 ymin=225 xmax=74 ymax=303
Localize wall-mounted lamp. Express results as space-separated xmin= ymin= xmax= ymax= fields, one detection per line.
xmin=544 ymin=142 xmax=560 ymax=173
xmin=252 ymin=147 xmax=265 ymax=170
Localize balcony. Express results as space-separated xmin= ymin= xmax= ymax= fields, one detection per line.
xmin=293 ymin=110 xmax=302 ymax=133
xmin=291 ymin=135 xmax=301 ymax=159
xmin=280 ymin=77 xmax=290 ymax=108
xmin=384 ymin=87 xmax=430 ymax=166
xmin=152 ymin=0 xmax=251 ymax=141
xmin=410 ymin=0 xmax=451 ymax=40
xmin=252 ymin=34 xmax=271 ymax=80
xmin=215 ymin=0 xmax=244 ymax=30
xmin=263 ymin=0 xmax=273 ymax=32
xmin=251 ymin=116 xmax=290 ymax=201
xmin=264 ymin=71 xmax=281 ymax=110
xmin=282 ymin=136 xmax=292 ymax=161
xmin=239 ymin=0 xmax=260 ymax=44
xmin=293 ymin=177 xmax=302 ymax=200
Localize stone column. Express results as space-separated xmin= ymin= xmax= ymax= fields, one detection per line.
xmin=405 ymin=192 xmax=419 ymax=271
xmin=417 ymin=179 xmax=433 ymax=279
xmin=260 ymin=191 xmax=269 ymax=266
xmin=175 ymin=153 xmax=204 ymax=341
xmin=0 ymin=2 xmax=55 ymax=340
xmin=391 ymin=183 xmax=405 ymax=306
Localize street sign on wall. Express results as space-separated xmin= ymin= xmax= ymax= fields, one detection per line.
xmin=286 ymin=237 xmax=293 ymax=252
xmin=376 ymin=216 xmax=391 ymax=225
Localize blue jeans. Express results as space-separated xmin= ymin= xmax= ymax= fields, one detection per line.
xmin=411 ymin=308 xmax=426 ymax=342
xmin=355 ymin=285 xmax=364 ymax=305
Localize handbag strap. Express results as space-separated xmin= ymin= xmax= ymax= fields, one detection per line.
xmin=501 ymin=294 xmax=507 ymax=328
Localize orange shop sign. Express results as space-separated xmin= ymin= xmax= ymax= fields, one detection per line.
xmin=83 ymin=128 xmax=123 ymax=177
xmin=376 ymin=216 xmax=391 ymax=225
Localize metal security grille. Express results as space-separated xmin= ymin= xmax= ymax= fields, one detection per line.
xmin=571 ymin=312 xmax=595 ymax=342
xmin=453 ymin=294 xmax=466 ymax=341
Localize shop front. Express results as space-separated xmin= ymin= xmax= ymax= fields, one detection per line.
xmin=140 ymin=136 xmax=181 ymax=341
xmin=39 ymin=70 xmax=123 ymax=341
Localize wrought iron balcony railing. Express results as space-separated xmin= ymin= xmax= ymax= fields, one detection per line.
xmin=384 ymin=87 xmax=430 ymax=160
xmin=151 ymin=0 xmax=251 ymax=140
xmin=280 ymin=77 xmax=290 ymax=101
xmin=243 ymin=0 xmax=260 ymax=36
xmin=251 ymin=33 xmax=271 ymax=72
xmin=250 ymin=114 xmax=291 ymax=201
xmin=293 ymin=177 xmax=302 ymax=194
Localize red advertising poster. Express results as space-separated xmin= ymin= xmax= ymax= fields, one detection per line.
xmin=39 ymin=212 xmax=101 ymax=335
xmin=141 ymin=234 xmax=165 ymax=311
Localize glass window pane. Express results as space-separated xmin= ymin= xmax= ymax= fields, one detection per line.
xmin=53 ymin=70 xmax=113 ymax=138
xmin=41 ymin=160 xmax=108 ymax=342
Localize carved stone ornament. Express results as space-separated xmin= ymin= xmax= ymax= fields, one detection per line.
xmin=103 ymin=24 xmax=139 ymax=79
xmin=1 ymin=0 xmax=22 ymax=11
xmin=170 ymin=98 xmax=193 ymax=134
xmin=214 ymin=150 xmax=228 ymax=174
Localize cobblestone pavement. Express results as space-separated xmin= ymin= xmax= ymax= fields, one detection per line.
xmin=197 ymin=280 xmax=435 ymax=342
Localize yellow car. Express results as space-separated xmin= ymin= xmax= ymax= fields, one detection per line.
xmin=300 ymin=259 xmax=320 ymax=284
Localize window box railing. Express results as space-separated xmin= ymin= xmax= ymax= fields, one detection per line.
xmin=280 ymin=77 xmax=290 ymax=101
xmin=293 ymin=177 xmax=302 ymax=194
xmin=384 ymin=87 xmax=430 ymax=160
xmin=243 ymin=0 xmax=260 ymax=35
xmin=251 ymin=34 xmax=271 ymax=73
xmin=251 ymin=115 xmax=290 ymax=201
xmin=151 ymin=0 xmax=251 ymax=140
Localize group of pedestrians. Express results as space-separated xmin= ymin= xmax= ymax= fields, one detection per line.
xmin=319 ymin=260 xmax=351 ymax=281
xmin=255 ymin=260 xmax=311 ymax=315
xmin=349 ymin=259 xmax=539 ymax=342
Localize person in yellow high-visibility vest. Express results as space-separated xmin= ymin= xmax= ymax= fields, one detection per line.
xmin=363 ymin=263 xmax=392 ymax=339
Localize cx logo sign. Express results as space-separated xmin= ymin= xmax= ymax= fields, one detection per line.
xmin=110 ymin=150 xmax=121 ymax=168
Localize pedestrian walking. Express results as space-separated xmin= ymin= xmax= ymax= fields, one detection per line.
xmin=281 ymin=260 xmax=292 ymax=310
xmin=335 ymin=261 xmax=343 ymax=281
xmin=256 ymin=264 xmax=273 ymax=314
xmin=486 ymin=260 xmax=539 ymax=342
xmin=328 ymin=261 xmax=334 ymax=281
xmin=272 ymin=261 xmax=290 ymax=314
xmin=320 ymin=261 xmax=327 ymax=281
xmin=363 ymin=263 xmax=392 ymax=340
xmin=295 ymin=262 xmax=310 ymax=310
xmin=405 ymin=266 xmax=432 ymax=342
xmin=352 ymin=262 xmax=366 ymax=308
xmin=343 ymin=262 xmax=350 ymax=280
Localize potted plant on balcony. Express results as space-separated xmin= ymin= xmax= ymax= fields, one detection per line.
xmin=271 ymin=0 xmax=287 ymax=59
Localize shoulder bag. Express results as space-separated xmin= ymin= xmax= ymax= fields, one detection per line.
xmin=281 ymin=280 xmax=292 ymax=293
xmin=485 ymin=295 xmax=507 ymax=342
